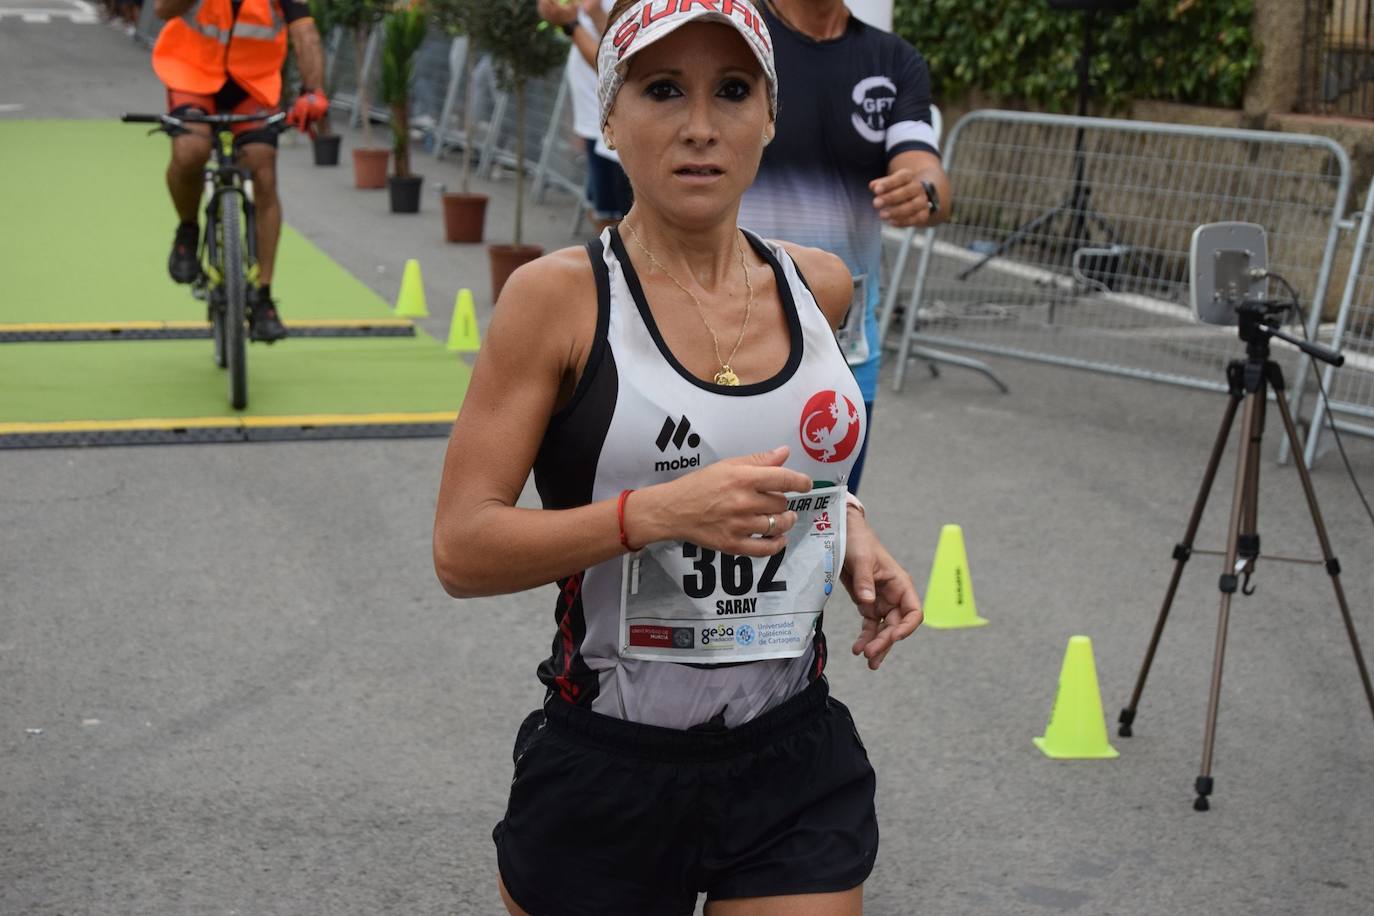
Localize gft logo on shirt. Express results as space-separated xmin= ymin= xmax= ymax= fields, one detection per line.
xmin=850 ymin=76 xmax=897 ymax=143
xmin=799 ymin=390 xmax=862 ymax=463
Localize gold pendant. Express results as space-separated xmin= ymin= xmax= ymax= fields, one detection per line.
xmin=714 ymin=367 xmax=740 ymax=386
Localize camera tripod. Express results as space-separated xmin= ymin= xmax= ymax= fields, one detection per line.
xmin=957 ymin=3 xmax=1151 ymax=286
xmin=1117 ymin=304 xmax=1374 ymax=811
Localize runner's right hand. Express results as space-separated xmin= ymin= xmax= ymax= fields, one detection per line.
xmin=625 ymin=446 xmax=811 ymax=557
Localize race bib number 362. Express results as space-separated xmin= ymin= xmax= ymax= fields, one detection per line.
xmin=619 ymin=484 xmax=846 ymax=664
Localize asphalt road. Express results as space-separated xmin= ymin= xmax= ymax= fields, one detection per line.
xmin=4 ymin=15 xmax=1374 ymax=916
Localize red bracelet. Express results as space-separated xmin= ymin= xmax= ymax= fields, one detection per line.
xmin=617 ymin=489 xmax=640 ymax=551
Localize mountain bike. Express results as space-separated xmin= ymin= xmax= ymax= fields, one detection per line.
xmin=122 ymin=110 xmax=287 ymax=409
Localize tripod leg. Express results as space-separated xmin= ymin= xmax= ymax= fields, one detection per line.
xmin=1237 ymin=388 xmax=1267 ymax=591
xmin=1268 ymin=367 xmax=1374 ymax=720
xmin=1195 ymin=386 xmax=1266 ymax=811
xmin=955 ymin=203 xmax=1066 ymax=281
xmin=1119 ymin=386 xmax=1243 ymax=737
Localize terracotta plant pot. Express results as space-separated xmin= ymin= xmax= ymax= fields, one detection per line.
xmin=312 ymin=133 xmax=341 ymax=166
xmin=488 ymin=244 xmax=544 ymax=300
xmin=388 ymin=175 xmax=424 ymax=213
xmin=442 ymin=192 xmax=488 ymax=243
xmin=352 ymin=148 xmax=389 ymax=189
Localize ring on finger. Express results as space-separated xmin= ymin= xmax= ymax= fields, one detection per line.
xmin=764 ymin=514 xmax=777 ymax=538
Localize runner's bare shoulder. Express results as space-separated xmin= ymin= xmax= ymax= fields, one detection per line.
xmin=774 ymin=241 xmax=852 ymax=331
xmin=489 ymin=245 xmax=602 ymax=386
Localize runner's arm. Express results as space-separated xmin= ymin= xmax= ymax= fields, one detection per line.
xmin=433 ymin=255 xmax=811 ymax=599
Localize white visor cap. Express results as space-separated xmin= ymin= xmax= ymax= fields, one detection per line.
xmin=598 ymin=0 xmax=778 ymax=130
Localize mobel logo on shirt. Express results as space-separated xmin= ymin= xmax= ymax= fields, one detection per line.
xmin=851 ymin=76 xmax=897 ymax=143
xmin=654 ymin=415 xmax=703 ymax=472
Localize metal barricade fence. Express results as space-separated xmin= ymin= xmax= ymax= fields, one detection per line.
xmin=1306 ymin=177 xmax=1374 ymax=464
xmin=477 ymin=75 xmax=580 ymax=201
xmin=328 ymin=29 xmax=585 ymax=213
xmin=888 ymin=111 xmax=1352 ymax=407
xmin=134 ymin=1 xmax=162 ymax=46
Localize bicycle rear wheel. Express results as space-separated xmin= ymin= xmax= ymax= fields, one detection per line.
xmin=219 ymin=192 xmax=248 ymax=409
xmin=210 ymin=286 xmax=228 ymax=369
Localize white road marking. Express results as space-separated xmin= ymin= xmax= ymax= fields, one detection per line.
xmin=0 ymin=0 xmax=99 ymax=24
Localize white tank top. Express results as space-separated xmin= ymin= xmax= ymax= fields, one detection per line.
xmin=531 ymin=227 xmax=867 ymax=730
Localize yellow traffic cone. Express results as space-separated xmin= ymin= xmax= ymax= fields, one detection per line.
xmin=1034 ymin=636 xmax=1119 ymax=759
xmin=446 ymin=288 xmax=480 ymax=352
xmin=921 ymin=524 xmax=988 ymax=629
xmin=395 ymin=258 xmax=429 ymax=317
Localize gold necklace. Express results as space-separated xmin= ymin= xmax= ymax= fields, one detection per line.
xmin=624 ymin=221 xmax=755 ymax=387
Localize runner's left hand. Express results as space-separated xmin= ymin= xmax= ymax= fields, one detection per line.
xmin=842 ymin=509 xmax=922 ymax=669
xmin=869 ymin=169 xmax=935 ymax=229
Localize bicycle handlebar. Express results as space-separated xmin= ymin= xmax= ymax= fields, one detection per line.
xmin=121 ymin=111 xmax=290 ymax=130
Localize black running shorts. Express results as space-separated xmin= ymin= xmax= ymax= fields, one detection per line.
xmin=493 ymin=677 xmax=878 ymax=915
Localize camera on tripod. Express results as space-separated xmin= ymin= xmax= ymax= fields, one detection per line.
xmin=1119 ymin=221 xmax=1369 ymax=812
xmin=1188 ymin=221 xmax=1279 ymax=325
xmin=1188 ymin=221 xmax=1344 ymax=365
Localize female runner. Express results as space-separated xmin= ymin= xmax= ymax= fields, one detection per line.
xmin=434 ymin=2 xmax=922 ymax=912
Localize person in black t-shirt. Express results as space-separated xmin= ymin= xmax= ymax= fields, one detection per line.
xmin=740 ymin=0 xmax=950 ymax=492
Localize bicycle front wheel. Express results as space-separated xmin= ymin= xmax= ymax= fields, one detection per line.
xmin=220 ymin=191 xmax=248 ymax=409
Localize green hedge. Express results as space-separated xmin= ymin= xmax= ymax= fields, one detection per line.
xmin=893 ymin=0 xmax=1262 ymax=111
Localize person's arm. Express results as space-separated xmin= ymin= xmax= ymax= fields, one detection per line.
xmin=585 ymin=0 xmax=609 ymax=33
xmin=778 ymin=244 xmax=923 ymax=669
xmin=288 ymin=18 xmax=326 ymax=92
xmin=433 ymin=251 xmax=812 ymax=599
xmin=868 ymin=44 xmax=951 ymax=229
xmin=155 ymin=0 xmax=195 ymax=20
xmin=872 ymin=149 xmax=950 ymax=229
xmin=538 ymin=0 xmax=600 ymax=69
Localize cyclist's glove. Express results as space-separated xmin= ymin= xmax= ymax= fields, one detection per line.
xmin=287 ymin=90 xmax=330 ymax=134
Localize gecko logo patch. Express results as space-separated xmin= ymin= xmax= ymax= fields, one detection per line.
xmin=799 ymin=390 xmax=861 ymax=463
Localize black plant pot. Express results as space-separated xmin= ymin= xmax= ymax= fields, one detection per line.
xmin=312 ymin=134 xmax=341 ymax=166
xmin=388 ymin=175 xmax=423 ymax=214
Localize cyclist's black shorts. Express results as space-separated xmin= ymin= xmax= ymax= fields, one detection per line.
xmin=493 ymin=676 xmax=878 ymax=915
xmin=166 ymin=77 xmax=280 ymax=148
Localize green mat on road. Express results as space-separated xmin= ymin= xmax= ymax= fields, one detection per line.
xmin=0 ymin=338 xmax=469 ymax=446
xmin=1 ymin=338 xmax=468 ymax=422
xmin=0 ymin=120 xmax=394 ymax=324
xmin=1 ymin=121 xmax=471 ymax=447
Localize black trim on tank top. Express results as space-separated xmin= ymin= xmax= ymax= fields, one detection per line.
xmin=608 ymin=227 xmax=804 ymax=396
xmin=547 ymin=238 xmax=613 ymax=426
xmin=533 ymin=238 xmax=619 ymax=513
xmin=785 ymin=246 xmax=854 ymax=365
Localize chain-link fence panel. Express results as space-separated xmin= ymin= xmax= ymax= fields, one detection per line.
xmin=889 ymin=111 xmax=1352 ymax=403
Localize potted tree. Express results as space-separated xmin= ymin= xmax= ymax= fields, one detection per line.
xmin=469 ymin=0 xmax=567 ymax=297
xmin=380 ymin=1 xmax=428 ymax=213
xmin=307 ymin=0 xmax=341 ymax=165
xmin=429 ymin=0 xmax=486 ymax=243
xmin=335 ymin=0 xmax=392 ymax=188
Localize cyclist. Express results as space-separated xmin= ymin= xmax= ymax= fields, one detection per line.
xmin=150 ymin=0 xmax=329 ymax=342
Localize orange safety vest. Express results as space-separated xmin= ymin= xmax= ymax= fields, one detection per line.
xmin=152 ymin=0 xmax=289 ymax=108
